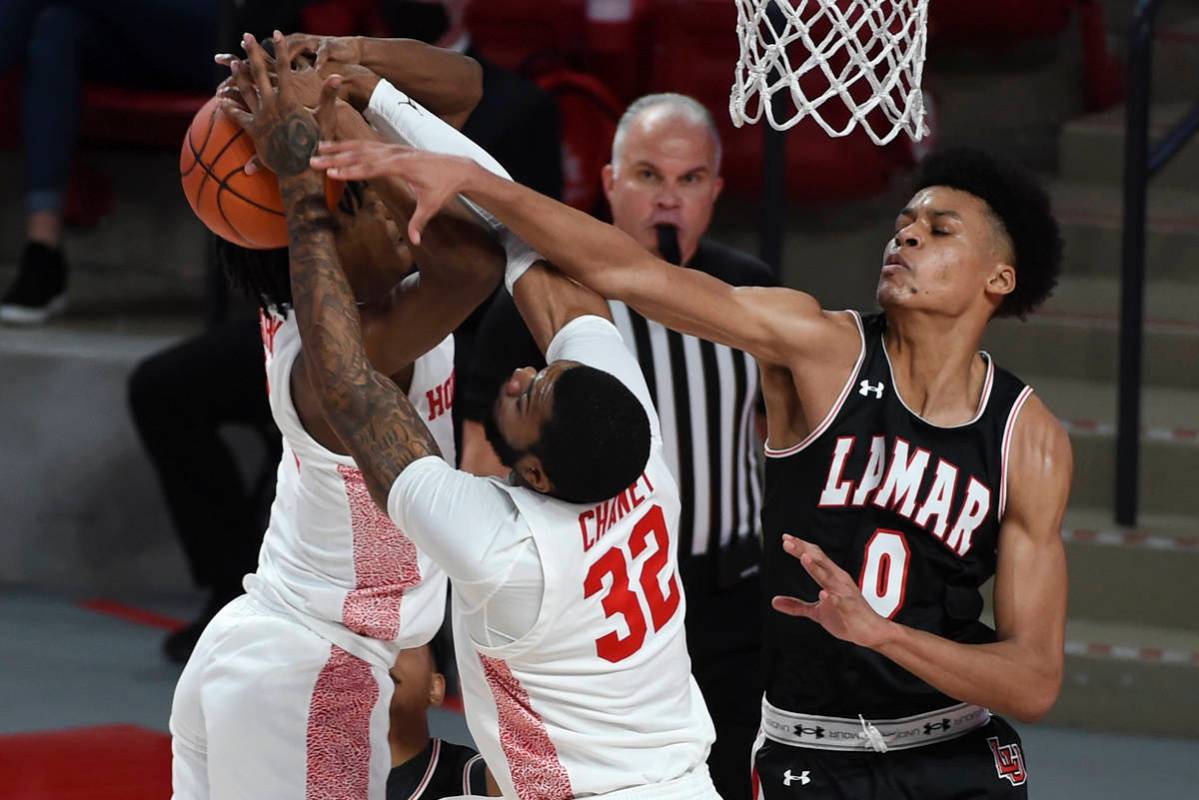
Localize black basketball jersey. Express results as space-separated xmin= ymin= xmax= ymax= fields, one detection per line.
xmin=386 ymin=738 xmax=489 ymax=800
xmin=761 ymin=311 xmax=1034 ymax=720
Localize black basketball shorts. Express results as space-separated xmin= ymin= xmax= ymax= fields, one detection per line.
xmin=751 ymin=716 xmax=1029 ymax=799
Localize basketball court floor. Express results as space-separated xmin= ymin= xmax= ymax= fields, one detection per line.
xmin=0 ymin=588 xmax=1193 ymax=800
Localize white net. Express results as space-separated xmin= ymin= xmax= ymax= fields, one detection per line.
xmin=730 ymin=0 xmax=930 ymax=145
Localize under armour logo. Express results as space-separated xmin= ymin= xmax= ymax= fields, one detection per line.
xmin=859 ymin=380 xmax=885 ymax=398
xmin=924 ymin=718 xmax=952 ymax=735
xmin=783 ymin=769 xmax=811 ymax=787
xmin=793 ymin=725 xmax=825 ymax=739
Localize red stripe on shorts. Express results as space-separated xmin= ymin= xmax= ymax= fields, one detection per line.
xmin=306 ymin=645 xmax=377 ymax=800
xmin=338 ymin=465 xmax=421 ymax=640
xmin=479 ymin=655 xmax=573 ymax=800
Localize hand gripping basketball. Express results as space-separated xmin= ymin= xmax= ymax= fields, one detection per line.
xmin=220 ymin=31 xmax=323 ymax=180
xmin=311 ymin=144 xmax=472 ymax=246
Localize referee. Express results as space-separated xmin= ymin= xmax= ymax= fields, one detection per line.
xmin=459 ymin=93 xmax=776 ymax=800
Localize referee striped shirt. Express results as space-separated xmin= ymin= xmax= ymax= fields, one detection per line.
xmin=460 ymin=238 xmax=778 ymax=579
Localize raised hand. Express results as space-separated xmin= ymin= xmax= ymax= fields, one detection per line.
xmin=771 ymin=534 xmax=893 ymax=649
xmin=311 ymin=143 xmax=477 ymax=246
xmin=219 ymin=31 xmax=321 ymax=180
xmin=282 ymin=33 xmax=364 ymax=71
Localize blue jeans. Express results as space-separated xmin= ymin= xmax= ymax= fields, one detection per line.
xmin=0 ymin=1 xmax=218 ymax=213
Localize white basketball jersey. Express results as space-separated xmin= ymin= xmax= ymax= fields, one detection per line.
xmin=251 ymin=309 xmax=456 ymax=670
xmin=450 ymin=320 xmax=714 ymax=798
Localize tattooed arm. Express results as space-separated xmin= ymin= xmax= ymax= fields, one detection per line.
xmin=227 ymin=31 xmax=442 ymax=508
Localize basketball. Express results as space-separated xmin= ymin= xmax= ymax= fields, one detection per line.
xmin=180 ymin=95 xmax=343 ymax=250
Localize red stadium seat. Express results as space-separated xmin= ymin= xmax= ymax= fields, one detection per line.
xmin=535 ymin=70 xmax=625 ymax=212
xmin=467 ymin=0 xmax=588 ymax=73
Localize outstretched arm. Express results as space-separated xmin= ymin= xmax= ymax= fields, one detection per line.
xmin=281 ymin=33 xmax=482 ymax=127
xmin=227 ymin=32 xmax=442 ymax=508
xmin=312 ymin=145 xmax=844 ymax=367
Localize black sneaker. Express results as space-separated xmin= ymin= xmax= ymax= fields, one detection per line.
xmin=162 ymin=588 xmax=239 ymax=664
xmin=1 ymin=242 xmax=68 ymax=325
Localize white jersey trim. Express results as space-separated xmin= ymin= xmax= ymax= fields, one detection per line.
xmin=998 ymin=385 xmax=1035 ymax=519
xmin=765 ymin=310 xmax=866 ymax=458
xmin=882 ymin=342 xmax=997 ymax=430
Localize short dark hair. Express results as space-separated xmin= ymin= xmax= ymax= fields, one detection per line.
xmin=217 ymin=181 xmax=367 ymax=314
xmin=532 ymin=365 xmax=651 ymax=504
xmin=912 ymin=148 xmax=1062 ymax=319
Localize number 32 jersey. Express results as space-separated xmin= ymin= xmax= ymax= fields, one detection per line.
xmin=762 ymin=311 xmax=1034 ymax=720
xmin=389 ymin=316 xmax=715 ymax=799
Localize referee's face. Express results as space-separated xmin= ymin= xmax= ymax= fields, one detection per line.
xmin=604 ymin=109 xmax=723 ymax=267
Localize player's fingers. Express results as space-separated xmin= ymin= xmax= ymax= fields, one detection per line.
xmin=230 ymin=60 xmax=259 ymax=113
xmin=243 ymin=34 xmax=273 ymax=102
xmin=219 ymin=99 xmax=254 ymax=130
xmin=284 ymin=32 xmax=319 ymax=59
xmin=314 ymin=41 xmax=333 ymax=71
xmin=311 ymin=148 xmax=362 ymax=171
xmin=270 ymin=31 xmax=294 ymax=99
xmin=214 ymin=53 xmax=235 ymax=67
xmin=407 ymin=203 xmax=435 ymax=248
xmin=315 ymin=76 xmax=341 ymax=140
xmin=244 ymin=155 xmax=261 ymax=176
xmin=798 ymin=552 xmax=835 ymax=589
xmin=771 ymin=595 xmax=818 ymax=618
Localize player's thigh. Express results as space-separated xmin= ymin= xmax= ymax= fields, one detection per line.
xmin=170 ymin=596 xmax=253 ymax=800
xmin=752 ymin=735 xmax=870 ymax=799
xmin=199 ymin=606 xmax=393 ymax=799
xmin=894 ymin=717 xmax=1029 ymax=800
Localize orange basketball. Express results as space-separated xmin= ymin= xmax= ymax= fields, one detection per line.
xmin=180 ymin=95 xmax=343 ymax=250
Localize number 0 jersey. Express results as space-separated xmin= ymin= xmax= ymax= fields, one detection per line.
xmin=762 ymin=311 xmax=1034 ymax=719
xmin=251 ymin=309 xmax=456 ymax=671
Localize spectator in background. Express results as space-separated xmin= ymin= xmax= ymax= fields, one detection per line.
xmin=385 ymin=0 xmax=564 ymax=450
xmin=128 ymin=242 xmax=284 ymax=664
xmin=459 ymin=93 xmax=776 ymax=800
xmin=0 ymin=0 xmax=223 ymax=324
xmin=386 ymin=637 xmax=499 ymax=798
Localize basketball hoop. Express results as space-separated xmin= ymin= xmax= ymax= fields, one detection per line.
xmin=729 ymin=0 xmax=930 ymax=145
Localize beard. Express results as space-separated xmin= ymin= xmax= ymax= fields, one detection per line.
xmin=483 ymin=405 xmax=525 ymax=471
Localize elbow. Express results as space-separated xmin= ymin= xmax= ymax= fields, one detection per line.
xmin=1008 ymin=671 xmax=1062 ymax=723
xmin=460 ymin=56 xmax=484 ymax=118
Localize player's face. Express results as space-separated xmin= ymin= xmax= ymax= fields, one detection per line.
xmin=387 ymin=645 xmax=444 ymax=728
xmin=876 ymin=187 xmax=1015 ymax=318
xmin=333 ymin=183 xmax=415 ymax=302
xmin=485 ymin=362 xmax=578 ymax=490
xmin=604 ymin=110 xmax=724 ymax=266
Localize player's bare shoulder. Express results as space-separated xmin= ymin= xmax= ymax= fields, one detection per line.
xmin=1004 ymin=392 xmax=1073 ymax=531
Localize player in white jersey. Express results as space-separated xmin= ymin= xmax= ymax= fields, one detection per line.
xmin=169 ymin=36 xmax=506 ymax=800
xmin=229 ymin=33 xmax=720 ymax=799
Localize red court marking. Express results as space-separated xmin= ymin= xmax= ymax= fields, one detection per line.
xmin=79 ymin=598 xmax=187 ymax=631
xmin=0 ymin=725 xmax=171 ymax=799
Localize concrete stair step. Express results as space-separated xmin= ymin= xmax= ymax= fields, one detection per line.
xmin=0 ymin=315 xmax=245 ymax=593
xmin=1043 ymin=275 xmax=1199 ymax=322
xmin=980 ymin=604 xmax=1199 ymax=737
xmin=1059 ymin=102 xmax=1199 ymax=189
xmin=983 ymin=312 xmax=1198 ymax=390
xmin=0 ymin=150 xmax=210 ymax=311
xmin=1060 ymin=508 xmax=1199 ymax=631
xmin=1019 ymin=375 xmax=1199 ymax=516
xmin=1152 ymin=16 xmax=1199 ymax=103
xmin=1051 ymin=181 xmax=1199 ymax=284
xmin=1050 ymin=619 xmax=1199 ymax=738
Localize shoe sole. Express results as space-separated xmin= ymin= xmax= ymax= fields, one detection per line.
xmin=0 ymin=295 xmax=67 ymax=325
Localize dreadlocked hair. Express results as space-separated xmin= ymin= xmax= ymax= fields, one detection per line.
xmin=215 ymin=181 xmax=367 ymax=317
